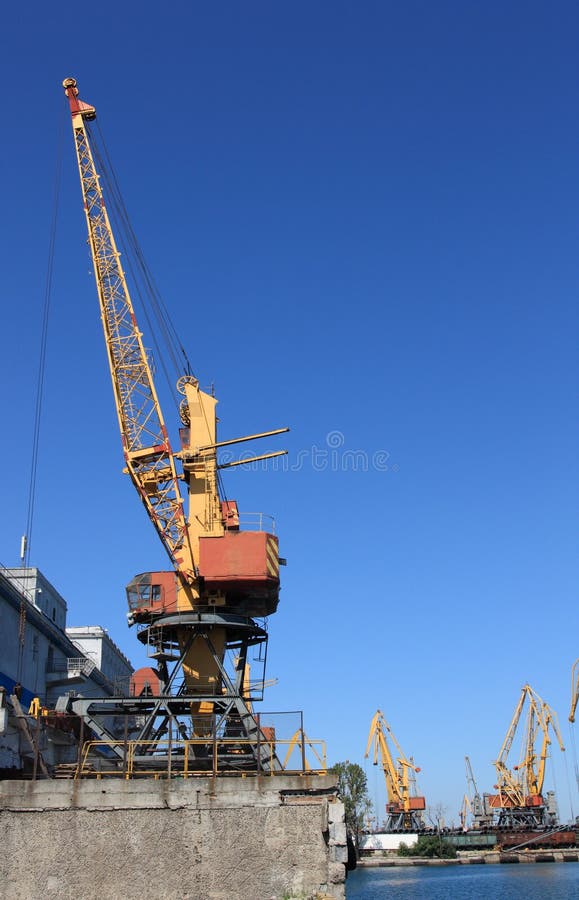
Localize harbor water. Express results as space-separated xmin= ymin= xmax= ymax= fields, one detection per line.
xmin=346 ymin=862 xmax=579 ymax=899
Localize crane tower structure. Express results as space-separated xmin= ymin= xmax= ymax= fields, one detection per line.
xmin=60 ymin=77 xmax=289 ymax=774
xmin=484 ymin=684 xmax=565 ymax=828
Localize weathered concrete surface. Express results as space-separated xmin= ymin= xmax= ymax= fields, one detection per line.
xmin=0 ymin=776 xmax=346 ymax=900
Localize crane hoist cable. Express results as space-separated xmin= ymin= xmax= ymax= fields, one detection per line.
xmin=82 ymin=120 xmax=193 ymax=434
xmin=23 ymin=115 xmax=64 ymax=566
xmin=567 ymin=659 xmax=579 ymax=808
xmin=88 ymin=120 xmax=193 ymax=386
xmin=81 ymin=119 xmax=243 ymax=513
xmin=552 ymin=730 xmax=575 ymax=825
xmin=570 ymin=659 xmax=579 ymax=725
xmin=92 ymin=118 xmax=189 ymax=367
xmin=17 ymin=111 xmax=65 ymax=680
xmin=569 ymin=725 xmax=579 ymax=807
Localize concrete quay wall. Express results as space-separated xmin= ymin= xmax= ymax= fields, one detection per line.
xmin=0 ymin=776 xmax=346 ymax=900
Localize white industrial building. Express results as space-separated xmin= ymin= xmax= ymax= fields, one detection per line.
xmin=0 ymin=566 xmax=133 ymax=773
xmin=359 ymin=833 xmax=419 ymax=853
xmin=66 ymin=625 xmax=132 ymax=689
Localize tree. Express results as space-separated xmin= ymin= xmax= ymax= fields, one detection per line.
xmin=426 ymin=802 xmax=447 ymax=831
xmin=330 ymin=761 xmax=371 ymax=850
xmin=398 ymin=835 xmax=457 ymax=859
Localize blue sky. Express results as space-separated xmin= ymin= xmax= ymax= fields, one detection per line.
xmin=1 ymin=1 xmax=578 ymax=824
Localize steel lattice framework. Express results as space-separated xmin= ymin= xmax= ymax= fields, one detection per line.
xmin=65 ymin=80 xmax=192 ymax=575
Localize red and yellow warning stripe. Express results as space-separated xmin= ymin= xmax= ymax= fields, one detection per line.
xmin=266 ymin=536 xmax=279 ymax=578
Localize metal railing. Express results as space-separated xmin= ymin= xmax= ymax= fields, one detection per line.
xmin=74 ymin=735 xmax=327 ymax=779
xmin=67 ymin=658 xmax=96 ymax=677
xmin=238 ymin=512 xmax=276 ymax=533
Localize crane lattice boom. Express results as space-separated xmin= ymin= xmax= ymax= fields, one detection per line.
xmin=62 ymin=78 xmax=193 ymax=578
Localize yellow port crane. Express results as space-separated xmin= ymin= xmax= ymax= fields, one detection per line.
xmin=570 ymin=659 xmax=579 ymax=795
xmin=485 ymin=684 xmax=565 ymax=828
xmin=458 ymin=793 xmax=471 ymax=831
xmin=570 ymin=658 xmax=579 ymax=724
xmin=61 ymin=77 xmax=288 ymax=771
xmin=365 ymin=709 xmax=426 ymax=832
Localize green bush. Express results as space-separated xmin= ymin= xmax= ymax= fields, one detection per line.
xmin=397 ymin=835 xmax=457 ymax=859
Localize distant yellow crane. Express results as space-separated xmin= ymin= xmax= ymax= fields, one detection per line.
xmin=365 ymin=709 xmax=425 ymax=832
xmin=486 ymin=684 xmax=565 ymax=828
xmin=569 ymin=658 xmax=579 ymax=724
xmin=459 ymin=793 xmax=471 ymax=831
xmin=570 ymin=659 xmax=579 ymax=794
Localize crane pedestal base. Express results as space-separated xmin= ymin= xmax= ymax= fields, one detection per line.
xmin=57 ymin=610 xmax=283 ymax=775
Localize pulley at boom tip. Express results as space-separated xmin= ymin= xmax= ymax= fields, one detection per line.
xmin=62 ymin=77 xmax=96 ymax=120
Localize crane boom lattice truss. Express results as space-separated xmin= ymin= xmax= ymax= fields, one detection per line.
xmin=64 ymin=84 xmax=192 ymax=575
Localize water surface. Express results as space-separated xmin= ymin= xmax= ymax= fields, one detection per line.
xmin=346 ymin=862 xmax=579 ymax=899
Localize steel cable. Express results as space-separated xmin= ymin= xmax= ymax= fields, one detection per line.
xmin=89 ymin=121 xmax=194 ymax=394
xmin=17 ymin=111 xmax=65 ymax=679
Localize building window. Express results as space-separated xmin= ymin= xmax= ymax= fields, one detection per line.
xmin=52 ymin=607 xmax=56 ymax=622
xmin=32 ymin=635 xmax=39 ymax=660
